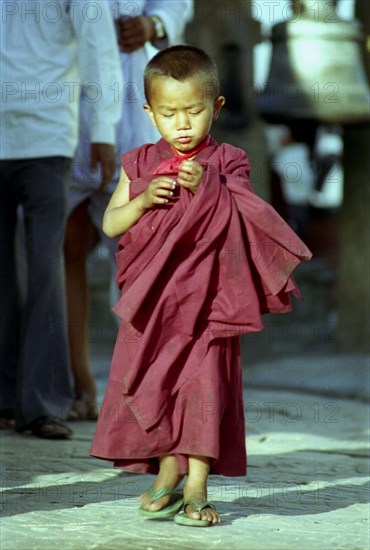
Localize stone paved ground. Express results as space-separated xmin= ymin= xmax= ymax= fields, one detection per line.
xmin=1 ymin=355 xmax=369 ymax=550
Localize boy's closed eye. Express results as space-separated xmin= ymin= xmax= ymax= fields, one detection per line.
xmin=160 ymin=110 xmax=203 ymax=118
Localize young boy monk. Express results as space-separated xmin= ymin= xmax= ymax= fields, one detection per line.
xmin=90 ymin=45 xmax=312 ymax=527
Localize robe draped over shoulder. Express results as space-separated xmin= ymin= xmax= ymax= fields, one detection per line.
xmin=90 ymin=137 xmax=311 ymax=473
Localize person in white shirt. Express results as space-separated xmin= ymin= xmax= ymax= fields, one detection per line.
xmin=64 ymin=0 xmax=193 ymax=421
xmin=0 ymin=0 xmax=123 ymax=438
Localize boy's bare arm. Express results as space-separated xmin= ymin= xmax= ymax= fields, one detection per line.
xmin=103 ymin=167 xmax=176 ymax=238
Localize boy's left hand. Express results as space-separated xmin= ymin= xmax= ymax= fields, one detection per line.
xmin=177 ymin=160 xmax=204 ymax=194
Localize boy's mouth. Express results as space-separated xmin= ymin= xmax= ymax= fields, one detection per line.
xmin=176 ymin=136 xmax=192 ymax=144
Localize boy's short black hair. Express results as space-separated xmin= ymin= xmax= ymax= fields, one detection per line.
xmin=144 ymin=45 xmax=220 ymax=103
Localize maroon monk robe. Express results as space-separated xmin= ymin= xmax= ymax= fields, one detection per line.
xmin=90 ymin=136 xmax=312 ymax=476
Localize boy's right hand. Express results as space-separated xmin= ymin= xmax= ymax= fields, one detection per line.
xmin=141 ymin=176 xmax=177 ymax=209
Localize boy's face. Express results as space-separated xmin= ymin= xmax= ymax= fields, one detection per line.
xmin=144 ymin=75 xmax=225 ymax=155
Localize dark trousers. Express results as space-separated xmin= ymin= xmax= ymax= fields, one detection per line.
xmin=0 ymin=157 xmax=73 ymax=428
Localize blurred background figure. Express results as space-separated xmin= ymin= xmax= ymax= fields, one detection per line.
xmin=310 ymin=125 xmax=343 ymax=211
xmin=0 ymin=0 xmax=122 ymax=438
xmin=268 ymin=125 xmax=315 ymax=237
xmin=267 ymin=124 xmax=343 ymax=239
xmin=64 ymin=0 xmax=194 ymax=421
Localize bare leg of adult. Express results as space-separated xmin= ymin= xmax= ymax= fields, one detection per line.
xmin=140 ymin=455 xmax=184 ymax=511
xmin=182 ymin=455 xmax=221 ymax=524
xmin=64 ymin=200 xmax=99 ymax=420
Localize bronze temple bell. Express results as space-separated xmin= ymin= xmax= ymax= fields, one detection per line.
xmin=258 ymin=0 xmax=370 ymax=124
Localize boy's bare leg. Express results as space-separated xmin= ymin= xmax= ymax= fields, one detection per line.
xmin=64 ymin=200 xmax=98 ymax=414
xmin=183 ymin=455 xmax=221 ymax=523
xmin=140 ymin=455 xmax=184 ymax=511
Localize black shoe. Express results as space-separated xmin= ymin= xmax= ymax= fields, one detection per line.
xmin=0 ymin=409 xmax=15 ymax=430
xmin=16 ymin=415 xmax=73 ymax=439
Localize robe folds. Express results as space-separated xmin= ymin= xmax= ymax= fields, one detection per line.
xmin=90 ymin=136 xmax=312 ymax=476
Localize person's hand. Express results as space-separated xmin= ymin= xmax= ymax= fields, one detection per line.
xmin=177 ymin=160 xmax=204 ymax=194
xmin=90 ymin=143 xmax=116 ymax=190
xmin=116 ymin=16 xmax=155 ymax=52
xmin=141 ymin=176 xmax=177 ymax=209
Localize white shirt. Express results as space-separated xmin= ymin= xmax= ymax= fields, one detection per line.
xmin=0 ymin=0 xmax=123 ymax=159
xmin=72 ymin=0 xmax=193 ymax=186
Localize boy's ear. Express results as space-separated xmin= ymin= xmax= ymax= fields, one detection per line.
xmin=213 ymin=96 xmax=226 ymax=121
xmin=143 ymin=104 xmax=157 ymax=127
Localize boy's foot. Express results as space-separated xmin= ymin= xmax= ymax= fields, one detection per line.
xmin=179 ymin=456 xmax=221 ymax=525
xmin=140 ymin=456 xmax=183 ymax=512
xmin=181 ymin=487 xmax=220 ymax=524
xmin=139 ymin=487 xmax=183 ymax=519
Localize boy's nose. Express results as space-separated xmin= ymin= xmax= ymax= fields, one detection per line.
xmin=176 ymin=112 xmax=191 ymax=130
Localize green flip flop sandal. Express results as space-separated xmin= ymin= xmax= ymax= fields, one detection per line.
xmin=139 ymin=486 xmax=183 ymax=519
xmin=174 ymin=500 xmax=217 ymax=527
